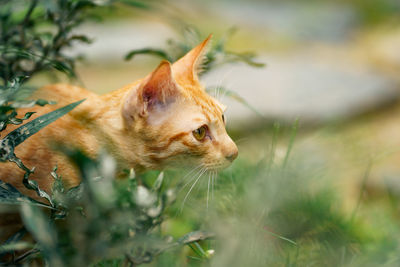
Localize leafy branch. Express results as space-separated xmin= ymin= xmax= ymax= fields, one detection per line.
xmin=125 ymin=26 xmax=265 ymax=75
xmin=0 ymin=0 xmax=97 ymax=84
xmin=0 ymin=99 xmax=85 ymax=206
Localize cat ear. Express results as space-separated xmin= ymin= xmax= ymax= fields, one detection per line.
xmin=172 ymin=34 xmax=212 ymax=83
xmin=123 ymin=60 xmax=179 ymax=121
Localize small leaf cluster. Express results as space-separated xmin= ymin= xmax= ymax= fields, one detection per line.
xmin=0 ymin=76 xmax=54 ymax=132
xmin=0 ymin=0 xmax=107 ymax=84
xmin=125 ymin=26 xmax=265 ymax=75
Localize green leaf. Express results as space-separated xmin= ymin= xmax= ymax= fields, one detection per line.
xmin=51 ymin=61 xmax=75 ymax=77
xmin=263 ymin=227 xmax=297 ymax=246
xmin=8 ymin=117 xmax=23 ymax=125
xmin=119 ymin=0 xmax=152 ymax=9
xmin=0 ymin=228 xmax=28 ymax=257
xmin=68 ymin=34 xmax=93 ymax=44
xmin=124 ymin=48 xmax=171 ymax=61
xmin=0 ymin=241 xmax=34 ymax=253
xmin=4 ymin=99 xmax=85 ymax=148
xmin=20 ymin=203 xmax=64 ymax=266
xmin=152 ymin=171 xmax=164 ymax=193
xmin=66 ymin=184 xmax=84 ymax=202
xmin=177 ymin=231 xmax=215 ymax=245
xmin=22 ymin=111 xmax=36 ymax=120
xmin=11 ymin=99 xmax=55 ymax=108
xmin=0 ymin=180 xmax=53 ymax=208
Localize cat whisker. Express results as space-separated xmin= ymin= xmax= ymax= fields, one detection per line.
xmin=211 ymin=170 xmax=215 ymax=201
xmin=234 ymin=137 xmax=250 ymax=145
xmin=221 ymin=85 xmax=229 ymax=99
xmin=178 ymin=166 xmax=205 ymax=194
xmin=212 ymin=67 xmax=233 ymax=101
xmin=218 ymin=86 xmax=223 ymax=101
xmin=180 ymin=167 xmax=208 ymax=212
xmin=213 ymin=87 xmax=218 ymax=99
xmin=207 ymin=171 xmax=211 ymax=210
xmin=180 ymin=165 xmax=203 ymax=183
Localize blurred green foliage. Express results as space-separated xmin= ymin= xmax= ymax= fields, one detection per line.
xmin=125 ymin=27 xmax=264 ymax=75
xmin=167 ymin=123 xmax=400 ymax=266
xmin=351 ymin=0 xmax=400 ymax=25
xmin=0 ymin=0 xmax=91 ymax=83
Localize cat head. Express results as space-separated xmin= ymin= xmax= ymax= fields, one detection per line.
xmin=122 ymin=35 xmax=238 ymax=171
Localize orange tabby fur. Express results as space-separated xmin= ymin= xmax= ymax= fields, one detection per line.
xmin=0 ymin=36 xmax=238 ymax=208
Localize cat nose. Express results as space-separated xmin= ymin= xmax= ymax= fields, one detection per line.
xmin=225 ymin=147 xmax=238 ymax=162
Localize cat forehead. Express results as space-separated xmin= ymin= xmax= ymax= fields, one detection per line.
xmin=187 ymin=91 xmax=225 ymax=118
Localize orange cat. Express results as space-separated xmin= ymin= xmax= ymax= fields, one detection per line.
xmin=0 ymin=36 xmax=238 ymax=201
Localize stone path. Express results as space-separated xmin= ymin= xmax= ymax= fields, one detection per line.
xmin=203 ymin=53 xmax=399 ymax=125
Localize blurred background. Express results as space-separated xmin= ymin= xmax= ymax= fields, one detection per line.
xmin=29 ymin=0 xmax=400 ymax=265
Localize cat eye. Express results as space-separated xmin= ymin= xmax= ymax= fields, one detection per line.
xmin=193 ymin=125 xmax=207 ymax=141
xmin=222 ymin=114 xmax=225 ymax=124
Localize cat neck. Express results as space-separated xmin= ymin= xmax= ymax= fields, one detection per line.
xmin=85 ymin=82 xmax=151 ymax=173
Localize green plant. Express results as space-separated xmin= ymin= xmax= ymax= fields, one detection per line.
xmin=125 ymin=26 xmax=264 ymax=75
xmin=1 ymin=147 xmax=215 ymax=265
